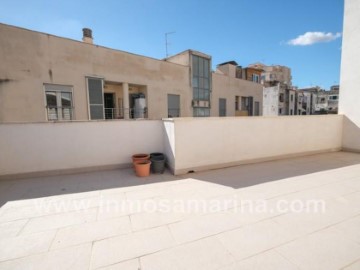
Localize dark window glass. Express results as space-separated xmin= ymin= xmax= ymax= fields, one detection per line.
xmin=61 ymin=92 xmax=72 ymax=107
xmin=46 ymin=92 xmax=57 ymax=107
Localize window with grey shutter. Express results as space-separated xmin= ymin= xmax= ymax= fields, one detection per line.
xmin=87 ymin=78 xmax=104 ymax=120
xmin=167 ymin=94 xmax=180 ymax=117
xmin=219 ymin=98 xmax=226 ymax=117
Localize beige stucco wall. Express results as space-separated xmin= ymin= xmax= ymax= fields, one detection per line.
xmin=216 ymin=64 xmax=236 ymax=77
xmin=211 ymin=73 xmax=263 ymax=116
xmin=0 ymin=120 xmax=165 ymax=177
xmin=0 ymin=24 xmax=192 ymax=122
xmin=339 ymin=0 xmax=360 ymax=151
xmin=169 ymin=115 xmax=343 ymax=174
xmin=165 ymin=51 xmax=190 ymax=66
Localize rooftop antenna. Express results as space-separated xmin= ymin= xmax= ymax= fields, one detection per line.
xmin=165 ymin=31 xmax=176 ymax=58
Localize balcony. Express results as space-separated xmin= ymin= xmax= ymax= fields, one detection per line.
xmin=46 ymin=106 xmax=73 ymax=121
xmin=104 ymin=107 xmax=148 ymax=120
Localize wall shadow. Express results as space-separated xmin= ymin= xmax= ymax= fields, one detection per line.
xmin=1 ymin=151 xmax=360 ymax=208
xmin=342 ymin=115 xmax=360 ymax=152
xmin=186 ymin=151 xmax=360 ymax=189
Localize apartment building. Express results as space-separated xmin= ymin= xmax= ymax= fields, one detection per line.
xmin=249 ymin=63 xmax=292 ymax=87
xmin=249 ymin=63 xmax=296 ymax=116
xmin=0 ymin=23 xmax=263 ymax=123
xmin=166 ymin=56 xmax=263 ymax=117
xmin=295 ymin=90 xmax=312 ymax=115
xmin=165 ymin=50 xmax=212 ymax=117
xmin=212 ymin=62 xmax=263 ymax=117
xmin=298 ymin=85 xmax=339 ymax=114
xmin=328 ymin=85 xmax=340 ymax=114
xmin=262 ymin=83 xmax=296 ymax=116
xmin=0 ymin=24 xmax=193 ymax=122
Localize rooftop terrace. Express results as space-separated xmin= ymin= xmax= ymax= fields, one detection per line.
xmin=1 ymin=151 xmax=360 ymax=269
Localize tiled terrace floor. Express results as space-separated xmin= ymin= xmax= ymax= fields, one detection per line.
xmin=1 ymin=151 xmax=360 ymax=269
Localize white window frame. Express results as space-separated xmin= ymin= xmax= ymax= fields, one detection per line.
xmin=44 ymin=84 xmax=74 ymax=121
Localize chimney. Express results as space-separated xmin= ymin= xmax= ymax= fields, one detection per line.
xmin=82 ymin=28 xmax=93 ymax=44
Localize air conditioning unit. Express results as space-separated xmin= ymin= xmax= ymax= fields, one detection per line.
xmin=192 ymin=100 xmax=200 ymax=107
xmin=192 ymin=100 xmax=210 ymax=108
xmin=199 ymin=100 xmax=210 ymax=107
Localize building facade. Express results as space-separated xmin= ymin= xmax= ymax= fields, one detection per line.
xmin=212 ymin=62 xmax=263 ymax=117
xmin=298 ymin=85 xmax=339 ymax=114
xmin=249 ymin=63 xmax=296 ymax=116
xmin=166 ymin=50 xmax=212 ymax=117
xmin=0 ymin=23 xmax=263 ymax=123
xmin=263 ymin=83 xmax=296 ymax=116
xmin=249 ymin=63 xmax=292 ymax=87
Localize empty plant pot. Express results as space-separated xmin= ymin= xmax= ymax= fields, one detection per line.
xmin=132 ymin=154 xmax=150 ymax=163
xmin=151 ymin=158 xmax=166 ymax=174
xmin=150 ymin=152 xmax=165 ymax=160
xmin=150 ymin=153 xmax=166 ymax=174
xmin=134 ymin=160 xmax=151 ymax=177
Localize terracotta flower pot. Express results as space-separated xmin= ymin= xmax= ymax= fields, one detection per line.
xmin=132 ymin=154 xmax=150 ymax=163
xmin=134 ymin=160 xmax=151 ymax=177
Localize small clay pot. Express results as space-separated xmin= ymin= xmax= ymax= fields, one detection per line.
xmin=133 ymin=160 xmax=151 ymax=177
xmin=132 ymin=154 xmax=150 ymax=163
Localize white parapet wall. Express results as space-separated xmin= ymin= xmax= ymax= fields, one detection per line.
xmin=0 ymin=116 xmax=345 ymax=179
xmin=167 ymin=115 xmax=343 ymax=175
xmin=0 ymin=120 xmax=165 ymax=179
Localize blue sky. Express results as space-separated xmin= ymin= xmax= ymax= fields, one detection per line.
xmin=1 ymin=0 xmax=344 ymax=89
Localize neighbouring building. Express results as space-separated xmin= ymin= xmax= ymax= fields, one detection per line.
xmin=286 ymin=88 xmax=296 ymax=115
xmin=262 ymin=82 xmax=296 ymax=116
xmin=249 ymin=63 xmax=292 ymax=87
xmin=250 ymin=63 xmax=296 ymax=116
xmin=166 ymin=56 xmax=264 ymax=117
xmin=0 ymin=24 xmax=192 ymax=122
xmin=165 ymin=50 xmax=212 ymax=117
xmin=0 ymin=23 xmax=263 ymax=123
xmin=315 ymin=91 xmax=329 ymax=113
xmin=211 ymin=61 xmax=263 ymax=117
xmin=262 ymin=85 xmax=279 ymax=116
xmin=298 ymin=85 xmax=339 ymax=114
xmin=295 ymin=90 xmax=312 ymax=115
xmin=327 ymin=85 xmax=340 ymax=114
xmin=297 ymin=87 xmax=322 ymax=115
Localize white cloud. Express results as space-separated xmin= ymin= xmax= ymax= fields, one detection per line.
xmin=287 ymin=32 xmax=342 ymax=46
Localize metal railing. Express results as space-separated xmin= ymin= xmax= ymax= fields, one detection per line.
xmin=167 ymin=109 xmax=180 ymax=118
xmin=46 ymin=107 xmax=148 ymax=121
xmin=46 ymin=107 xmax=73 ymax=121
xmin=104 ymin=108 xmax=148 ymax=120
